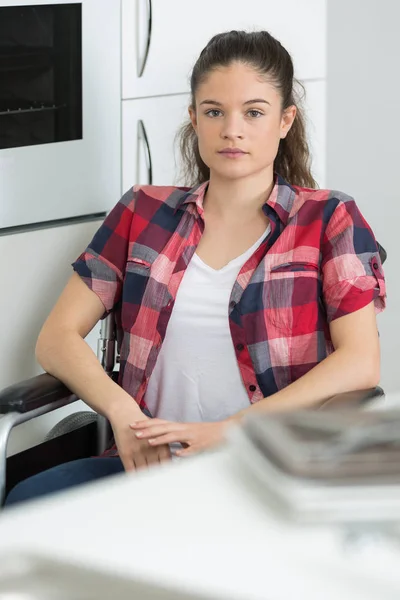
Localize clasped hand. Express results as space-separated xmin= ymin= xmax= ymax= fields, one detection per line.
xmin=130 ymin=419 xmax=228 ymax=457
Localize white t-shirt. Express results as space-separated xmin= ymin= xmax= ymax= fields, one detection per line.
xmin=144 ymin=225 xmax=271 ymax=436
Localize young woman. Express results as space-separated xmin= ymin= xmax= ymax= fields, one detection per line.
xmin=5 ymin=30 xmax=386 ymax=506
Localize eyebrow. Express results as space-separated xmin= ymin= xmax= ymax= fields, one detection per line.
xmin=199 ymin=98 xmax=271 ymax=107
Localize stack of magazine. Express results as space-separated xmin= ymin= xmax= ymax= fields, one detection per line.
xmin=229 ymin=408 xmax=400 ymax=524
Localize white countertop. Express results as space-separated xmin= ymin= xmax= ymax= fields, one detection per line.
xmin=1 ymin=431 xmax=400 ymax=600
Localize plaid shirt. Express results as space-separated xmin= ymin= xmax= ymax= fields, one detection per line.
xmin=72 ymin=174 xmax=386 ymax=415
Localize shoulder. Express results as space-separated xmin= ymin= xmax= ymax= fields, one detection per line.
xmin=129 ymin=184 xmax=193 ymax=212
xmin=290 ymin=184 xmax=361 ymax=224
xmin=291 ymin=184 xmax=355 ymax=206
xmin=99 ymin=184 xmax=192 ymax=237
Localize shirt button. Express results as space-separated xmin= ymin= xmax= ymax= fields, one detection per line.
xmin=249 ymin=385 xmax=257 ymax=392
xmin=373 ymin=261 xmax=379 ymax=270
xmin=236 ymin=343 xmax=244 ymax=352
xmin=229 ymin=301 xmax=236 ymax=309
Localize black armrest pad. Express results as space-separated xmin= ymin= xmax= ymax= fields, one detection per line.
xmin=317 ymin=386 xmax=384 ymax=410
xmin=0 ymin=373 xmax=76 ymax=414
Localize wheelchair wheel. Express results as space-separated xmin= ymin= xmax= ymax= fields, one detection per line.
xmin=44 ymin=411 xmax=98 ymax=442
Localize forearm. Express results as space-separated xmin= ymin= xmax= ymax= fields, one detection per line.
xmin=229 ymin=346 xmax=380 ymax=423
xmin=35 ymin=329 xmax=143 ymax=421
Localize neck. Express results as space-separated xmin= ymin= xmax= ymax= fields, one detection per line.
xmin=203 ymin=169 xmax=275 ymax=220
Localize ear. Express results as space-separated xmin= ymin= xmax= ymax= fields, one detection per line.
xmin=188 ymin=106 xmax=198 ymax=134
xmin=280 ymin=105 xmax=297 ymax=139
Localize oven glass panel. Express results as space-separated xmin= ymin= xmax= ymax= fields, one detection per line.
xmin=0 ymin=3 xmax=82 ymax=149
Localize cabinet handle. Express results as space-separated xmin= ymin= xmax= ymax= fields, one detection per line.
xmin=137 ymin=0 xmax=152 ymax=77
xmin=137 ymin=119 xmax=153 ymax=184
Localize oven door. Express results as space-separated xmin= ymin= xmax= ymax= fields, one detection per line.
xmin=0 ymin=0 xmax=121 ymax=230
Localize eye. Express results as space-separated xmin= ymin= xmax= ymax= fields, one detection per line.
xmin=247 ymin=109 xmax=263 ymax=118
xmin=204 ymin=109 xmax=222 ymax=118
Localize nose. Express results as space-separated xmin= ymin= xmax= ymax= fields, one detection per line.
xmin=219 ymin=113 xmax=244 ymax=141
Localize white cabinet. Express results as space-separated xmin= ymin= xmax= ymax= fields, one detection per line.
xmin=122 ymin=0 xmax=327 ymax=100
xmin=122 ymin=83 xmax=326 ymax=192
xmin=122 ymin=94 xmax=190 ymax=191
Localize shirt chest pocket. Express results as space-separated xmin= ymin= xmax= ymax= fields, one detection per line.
xmin=266 ymin=262 xmax=321 ymax=334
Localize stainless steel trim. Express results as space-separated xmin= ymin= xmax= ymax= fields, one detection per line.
xmin=0 ymin=212 xmax=106 ymax=237
xmin=137 ymin=119 xmax=153 ymax=184
xmin=136 ymin=0 xmax=152 ymax=77
xmin=96 ymin=414 xmax=111 ymax=456
xmin=96 ymin=315 xmax=116 ymax=454
xmin=97 ymin=314 xmax=116 ymax=373
xmin=97 ymin=339 xmax=116 ymax=373
xmin=0 ymin=398 xmax=77 ymax=506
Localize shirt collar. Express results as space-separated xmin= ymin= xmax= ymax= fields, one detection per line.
xmin=175 ymin=173 xmax=296 ymax=225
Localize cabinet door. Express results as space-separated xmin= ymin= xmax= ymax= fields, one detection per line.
xmin=122 ymin=94 xmax=190 ymax=191
xmin=303 ymin=80 xmax=326 ymax=188
xmin=122 ymin=0 xmax=326 ymax=100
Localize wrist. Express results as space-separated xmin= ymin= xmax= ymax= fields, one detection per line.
xmin=225 ymin=410 xmax=246 ymax=426
xmin=106 ymin=391 xmax=144 ymax=423
xmin=219 ymin=418 xmax=236 ymax=438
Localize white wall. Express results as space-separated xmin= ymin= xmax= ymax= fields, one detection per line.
xmin=326 ymin=0 xmax=399 ymax=393
xmin=0 ymin=221 xmax=103 ymax=455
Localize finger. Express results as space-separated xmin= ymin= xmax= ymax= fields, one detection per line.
xmin=130 ymin=419 xmax=167 ymax=429
xmin=175 ymin=447 xmax=197 ymax=457
xmin=121 ymin=456 xmax=135 ymax=472
xmin=133 ymin=424 xmax=182 ymax=440
xmin=147 ymin=433 xmax=187 ymax=446
xmin=133 ymin=454 xmax=147 ymax=471
xmin=158 ymin=446 xmax=172 ymax=463
xmin=145 ymin=449 xmax=161 ymax=466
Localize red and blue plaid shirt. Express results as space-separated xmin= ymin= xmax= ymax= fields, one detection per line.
xmin=73 ymin=174 xmax=386 ymax=414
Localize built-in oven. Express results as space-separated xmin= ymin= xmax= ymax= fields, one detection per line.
xmin=0 ymin=0 xmax=121 ymax=231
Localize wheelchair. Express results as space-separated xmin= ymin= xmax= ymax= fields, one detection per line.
xmin=0 ymin=243 xmax=388 ymax=507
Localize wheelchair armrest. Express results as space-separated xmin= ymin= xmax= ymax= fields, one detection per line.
xmin=0 ymin=373 xmax=76 ymax=414
xmin=316 ymin=386 xmax=384 ymax=410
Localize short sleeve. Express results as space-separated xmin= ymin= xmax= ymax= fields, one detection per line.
xmin=321 ymin=197 xmax=386 ymax=323
xmin=71 ymin=187 xmax=137 ymax=318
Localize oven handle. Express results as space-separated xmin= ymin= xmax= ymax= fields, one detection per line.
xmin=137 ymin=119 xmax=153 ymax=185
xmin=137 ymin=0 xmax=152 ymax=77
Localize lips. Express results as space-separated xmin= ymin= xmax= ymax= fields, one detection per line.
xmin=218 ymin=149 xmax=247 ymax=155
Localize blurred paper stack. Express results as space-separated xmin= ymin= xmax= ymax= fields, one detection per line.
xmin=229 ymin=408 xmax=400 ymax=525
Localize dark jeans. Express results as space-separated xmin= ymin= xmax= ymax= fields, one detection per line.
xmin=4 ymin=457 xmax=125 ymax=507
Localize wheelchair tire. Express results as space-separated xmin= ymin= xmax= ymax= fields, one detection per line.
xmin=44 ymin=411 xmax=98 ymax=442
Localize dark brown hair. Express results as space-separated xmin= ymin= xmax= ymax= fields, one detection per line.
xmin=176 ymin=30 xmax=317 ymax=189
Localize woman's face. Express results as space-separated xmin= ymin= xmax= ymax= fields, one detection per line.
xmin=189 ymin=61 xmax=296 ymax=182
